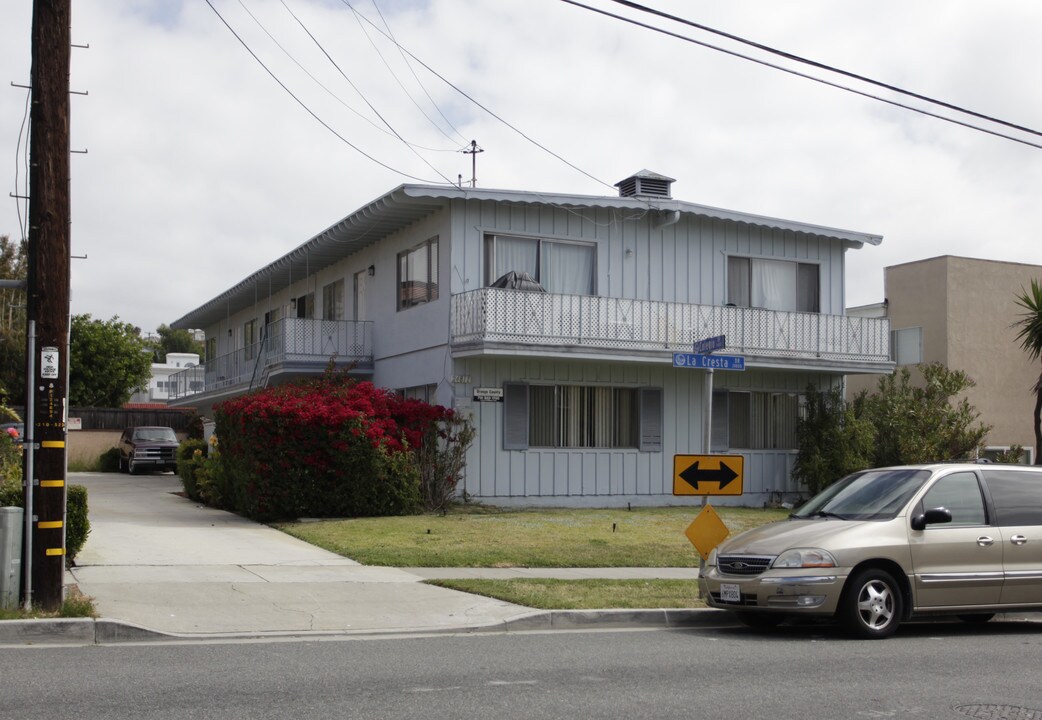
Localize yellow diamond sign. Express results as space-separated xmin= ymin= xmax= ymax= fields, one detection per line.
xmin=684 ymin=503 xmax=730 ymax=561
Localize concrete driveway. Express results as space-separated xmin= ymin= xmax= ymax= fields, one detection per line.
xmin=68 ymin=472 xmax=535 ymax=636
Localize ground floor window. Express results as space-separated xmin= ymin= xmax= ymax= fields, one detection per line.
xmin=504 ymin=383 xmax=661 ymax=451
xmin=397 ymin=384 xmax=438 ymax=403
xmin=712 ymin=390 xmax=801 ymax=450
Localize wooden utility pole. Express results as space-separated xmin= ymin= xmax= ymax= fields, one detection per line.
xmin=25 ymin=0 xmax=72 ymax=610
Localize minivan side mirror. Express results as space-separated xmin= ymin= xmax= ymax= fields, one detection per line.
xmin=911 ymin=507 xmax=953 ymax=531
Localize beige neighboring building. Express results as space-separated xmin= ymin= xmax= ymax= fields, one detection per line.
xmin=847 ymin=256 xmax=1040 ymax=464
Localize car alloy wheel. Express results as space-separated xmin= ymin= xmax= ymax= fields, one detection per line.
xmin=841 ymin=568 xmax=903 ymax=639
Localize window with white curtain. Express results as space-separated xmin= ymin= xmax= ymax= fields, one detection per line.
xmin=713 ymin=390 xmax=802 ymax=450
xmin=485 ymin=234 xmax=595 ymax=295
xmin=727 ymin=256 xmax=820 ymax=312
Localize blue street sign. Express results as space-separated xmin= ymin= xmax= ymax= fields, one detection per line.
xmin=693 ymin=335 xmax=726 ymax=355
xmin=673 ymin=352 xmax=746 ymax=371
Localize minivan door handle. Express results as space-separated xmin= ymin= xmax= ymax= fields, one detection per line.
xmin=1011 ymin=535 xmax=1028 ymax=546
xmin=977 ymin=536 xmax=995 ymax=547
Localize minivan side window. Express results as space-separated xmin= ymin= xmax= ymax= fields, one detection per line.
xmin=920 ymin=472 xmax=987 ymax=526
xmin=981 ymin=469 xmax=1042 ymax=525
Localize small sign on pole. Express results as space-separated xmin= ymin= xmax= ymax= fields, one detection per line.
xmin=693 ymin=335 xmax=726 ymax=355
xmin=673 ymin=353 xmax=746 ymax=371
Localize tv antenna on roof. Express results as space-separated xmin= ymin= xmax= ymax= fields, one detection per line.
xmin=462 ymin=140 xmax=484 ymax=188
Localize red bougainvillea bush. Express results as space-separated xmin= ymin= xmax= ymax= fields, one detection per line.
xmin=213 ymin=372 xmax=466 ymax=521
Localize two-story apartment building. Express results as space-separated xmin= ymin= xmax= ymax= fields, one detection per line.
xmin=168 ymin=171 xmax=892 ymax=506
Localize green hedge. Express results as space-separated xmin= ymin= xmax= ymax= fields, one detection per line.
xmin=0 ymin=478 xmax=90 ymax=564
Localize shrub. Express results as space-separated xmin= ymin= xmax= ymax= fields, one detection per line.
xmin=97 ymin=447 xmax=121 ymax=473
xmin=793 ymin=385 xmax=875 ymax=495
xmin=213 ymin=373 xmax=427 ymax=521
xmin=66 ymin=485 xmax=90 ymax=563
xmin=0 ymin=428 xmax=21 ymax=485
xmin=176 ymin=439 xmax=207 ymax=501
xmin=416 ymin=412 xmax=475 ymax=511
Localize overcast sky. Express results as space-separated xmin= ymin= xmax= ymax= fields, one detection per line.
xmin=2 ymin=0 xmax=1041 ymax=334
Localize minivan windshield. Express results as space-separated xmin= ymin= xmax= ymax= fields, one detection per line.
xmin=790 ymin=468 xmax=932 ymax=521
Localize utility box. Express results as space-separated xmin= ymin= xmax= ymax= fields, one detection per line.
xmin=0 ymin=506 xmax=24 ymax=609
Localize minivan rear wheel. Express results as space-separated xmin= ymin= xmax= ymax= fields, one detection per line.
xmin=840 ymin=568 xmax=903 ymax=639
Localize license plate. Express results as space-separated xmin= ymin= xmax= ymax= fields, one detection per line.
xmin=720 ymin=583 xmax=741 ymax=603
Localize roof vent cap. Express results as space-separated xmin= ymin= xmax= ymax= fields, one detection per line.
xmin=615 ymin=170 xmax=675 ymax=199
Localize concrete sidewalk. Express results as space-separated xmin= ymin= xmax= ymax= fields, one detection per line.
xmin=0 ymin=472 xmax=715 ymax=646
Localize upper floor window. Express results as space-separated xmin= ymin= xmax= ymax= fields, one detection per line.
xmin=243 ymin=319 xmax=257 ymax=360
xmin=727 ymin=256 xmax=819 ymax=313
xmin=485 ymin=234 xmax=595 ymax=295
xmin=323 ymin=279 xmax=345 ymax=321
xmin=398 ymin=237 xmax=439 ymax=310
xmin=891 ymin=327 xmax=922 ymax=365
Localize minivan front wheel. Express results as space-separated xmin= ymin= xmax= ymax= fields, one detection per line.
xmin=840 ymin=568 xmax=903 ymax=639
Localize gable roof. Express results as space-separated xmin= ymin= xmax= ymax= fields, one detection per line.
xmin=171 ymin=183 xmax=882 ymax=329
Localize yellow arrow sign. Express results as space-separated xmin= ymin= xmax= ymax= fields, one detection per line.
xmin=673 ymin=454 xmax=744 ymax=496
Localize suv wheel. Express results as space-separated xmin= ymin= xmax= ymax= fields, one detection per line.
xmin=128 ymin=457 xmax=139 ymax=475
xmin=840 ymin=568 xmax=903 ymax=639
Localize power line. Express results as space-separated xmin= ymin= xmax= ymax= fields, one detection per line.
xmin=603 ymin=0 xmax=1042 ymax=140
xmin=364 ymin=0 xmax=469 ymax=145
xmin=560 ymin=0 xmax=1042 ymax=151
xmin=277 ymin=0 xmax=457 ymax=185
xmin=204 ymin=0 xmax=449 ymax=184
xmin=343 ymin=3 xmax=617 ymax=191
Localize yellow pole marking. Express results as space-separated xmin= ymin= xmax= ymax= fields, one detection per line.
xmin=38 ymin=520 xmax=63 ymax=529
xmin=39 ymin=480 xmax=65 ymax=488
xmin=41 ymin=440 xmax=65 ymax=448
xmin=45 ymin=548 xmax=65 ymax=556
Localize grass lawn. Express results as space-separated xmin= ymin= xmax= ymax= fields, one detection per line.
xmin=277 ymin=505 xmax=788 ymax=568
xmin=277 ymin=505 xmax=790 ymax=609
xmin=0 ymin=589 xmax=96 ymax=621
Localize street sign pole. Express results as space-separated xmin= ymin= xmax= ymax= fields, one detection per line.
xmin=699 ymin=369 xmax=712 ymax=595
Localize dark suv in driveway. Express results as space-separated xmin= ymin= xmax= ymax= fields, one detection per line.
xmin=117 ymin=426 xmax=180 ymax=475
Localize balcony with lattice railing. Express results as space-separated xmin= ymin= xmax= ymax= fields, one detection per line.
xmin=167 ymin=318 xmax=373 ymax=404
xmin=451 ymin=288 xmax=891 ymax=372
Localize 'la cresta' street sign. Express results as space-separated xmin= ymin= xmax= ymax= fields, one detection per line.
xmin=672 ymin=352 xmax=746 ymax=371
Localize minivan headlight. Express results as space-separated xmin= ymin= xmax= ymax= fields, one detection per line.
xmin=772 ymin=548 xmax=837 ymax=569
xmin=706 ymin=548 xmax=718 ymax=567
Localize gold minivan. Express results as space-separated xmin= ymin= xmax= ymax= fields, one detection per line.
xmin=699 ymin=463 xmax=1042 ymax=638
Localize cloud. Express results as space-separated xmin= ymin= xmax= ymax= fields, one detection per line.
xmin=2 ymin=0 xmax=1041 ymax=332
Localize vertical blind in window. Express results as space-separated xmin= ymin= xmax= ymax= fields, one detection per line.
xmin=505 ymin=383 xmax=657 ymax=450
xmin=715 ymin=390 xmax=801 ymax=450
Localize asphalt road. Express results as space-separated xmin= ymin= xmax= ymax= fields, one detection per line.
xmin=3 ymin=621 xmax=1041 ymax=720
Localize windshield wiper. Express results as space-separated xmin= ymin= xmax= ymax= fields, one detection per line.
xmin=791 ymin=510 xmax=848 ymax=520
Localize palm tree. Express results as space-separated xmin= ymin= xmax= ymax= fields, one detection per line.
xmin=1013 ymin=279 xmax=1042 ymax=465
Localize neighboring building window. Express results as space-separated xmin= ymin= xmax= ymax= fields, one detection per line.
xmin=891 ymin=327 xmax=923 ymax=365
xmin=323 ymin=279 xmax=345 ymax=321
xmin=712 ymin=390 xmax=801 ymax=450
xmin=243 ymin=319 xmax=257 ymax=360
xmin=503 ymin=383 xmax=661 ymax=450
xmin=727 ymin=256 xmax=819 ymax=313
xmin=398 ymin=384 xmax=438 ymax=403
xmin=398 ymin=237 xmax=439 ymax=310
xmin=980 ymin=446 xmax=1034 ymax=465
xmin=485 ymin=234 xmax=595 ymax=295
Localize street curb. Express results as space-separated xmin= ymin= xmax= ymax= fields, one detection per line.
xmin=0 ymin=609 xmax=735 ymax=646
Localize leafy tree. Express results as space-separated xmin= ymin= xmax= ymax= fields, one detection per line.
xmin=793 ymin=385 xmax=875 ymax=494
xmin=0 ymin=235 xmax=27 ymax=405
xmin=69 ymin=314 xmax=153 ymax=407
xmin=859 ymin=362 xmax=991 ymax=466
xmin=151 ymin=323 xmax=204 ymax=363
xmin=1013 ymin=279 xmax=1042 ymax=465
